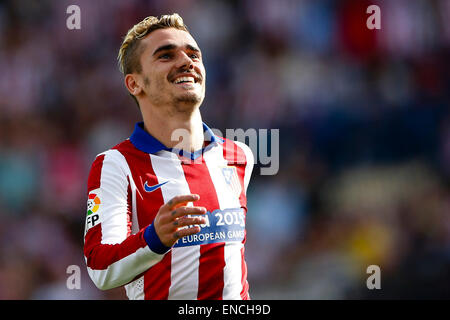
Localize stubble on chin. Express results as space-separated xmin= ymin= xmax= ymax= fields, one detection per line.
xmin=174 ymin=91 xmax=202 ymax=105
xmin=146 ymin=76 xmax=204 ymax=113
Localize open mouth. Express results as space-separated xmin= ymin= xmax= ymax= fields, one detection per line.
xmin=173 ymin=76 xmax=196 ymax=84
xmin=171 ymin=74 xmax=201 ymax=85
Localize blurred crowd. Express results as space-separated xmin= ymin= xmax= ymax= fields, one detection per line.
xmin=0 ymin=0 xmax=449 ymax=299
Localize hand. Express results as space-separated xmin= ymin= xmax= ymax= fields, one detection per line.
xmin=153 ymin=194 xmax=207 ymax=247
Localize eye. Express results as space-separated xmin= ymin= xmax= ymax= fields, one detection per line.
xmin=189 ymin=53 xmax=200 ymax=59
xmin=159 ymin=53 xmax=172 ymax=59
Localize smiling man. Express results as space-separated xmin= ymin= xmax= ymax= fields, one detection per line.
xmin=83 ymin=14 xmax=254 ymax=300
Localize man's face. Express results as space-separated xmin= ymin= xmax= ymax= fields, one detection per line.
xmin=137 ymin=28 xmax=206 ymax=111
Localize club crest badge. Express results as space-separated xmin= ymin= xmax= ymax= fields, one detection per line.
xmin=221 ymin=166 xmax=242 ymax=198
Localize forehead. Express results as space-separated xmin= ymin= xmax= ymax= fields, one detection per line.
xmin=141 ymin=28 xmax=200 ymax=54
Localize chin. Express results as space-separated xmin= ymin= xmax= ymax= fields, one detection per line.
xmin=174 ymin=92 xmax=204 ymax=107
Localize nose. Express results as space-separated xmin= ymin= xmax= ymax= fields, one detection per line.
xmin=175 ymin=51 xmax=194 ymax=70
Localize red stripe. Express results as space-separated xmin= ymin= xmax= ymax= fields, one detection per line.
xmin=87 ymin=154 xmax=105 ymax=193
xmin=221 ymin=137 xmax=246 ymax=165
xmin=240 ymin=246 xmax=249 ymax=299
xmin=222 ymin=140 xmax=250 ymax=299
xmin=114 ymin=140 xmax=171 ymax=299
xmin=84 ymin=224 xmax=102 ymax=266
xmin=84 ymin=226 xmax=148 ymax=270
xmin=181 ymin=156 xmax=225 ymax=300
xmin=144 ymin=251 xmax=172 ymax=299
xmin=198 ymin=243 xmax=225 ymax=299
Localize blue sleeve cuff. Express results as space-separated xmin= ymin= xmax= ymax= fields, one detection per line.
xmin=144 ymin=223 xmax=171 ymax=254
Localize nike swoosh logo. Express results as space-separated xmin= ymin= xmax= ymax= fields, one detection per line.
xmin=144 ymin=180 xmax=169 ymax=192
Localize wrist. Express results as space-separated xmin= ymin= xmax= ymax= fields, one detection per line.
xmin=144 ymin=223 xmax=171 ymax=254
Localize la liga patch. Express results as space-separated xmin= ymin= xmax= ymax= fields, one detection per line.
xmin=85 ymin=191 xmax=102 ymax=235
xmin=87 ymin=193 xmax=101 ymax=215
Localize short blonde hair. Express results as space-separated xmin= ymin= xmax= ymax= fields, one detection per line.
xmin=117 ymin=13 xmax=189 ymax=76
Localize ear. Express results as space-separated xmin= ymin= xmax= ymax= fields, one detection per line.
xmin=124 ymin=74 xmax=144 ymax=97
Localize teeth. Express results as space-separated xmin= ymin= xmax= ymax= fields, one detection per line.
xmin=174 ymin=76 xmax=195 ymax=84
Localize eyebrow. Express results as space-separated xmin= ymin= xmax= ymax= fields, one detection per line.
xmin=152 ymin=43 xmax=201 ymax=56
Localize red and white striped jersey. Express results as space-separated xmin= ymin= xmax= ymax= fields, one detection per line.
xmin=83 ymin=122 xmax=254 ymax=300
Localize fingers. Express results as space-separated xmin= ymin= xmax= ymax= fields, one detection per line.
xmin=170 ymin=215 xmax=206 ymax=243
xmin=164 ymin=194 xmax=200 ymax=210
xmin=170 ymin=206 xmax=207 ymax=219
xmin=173 ymin=225 xmax=202 ymax=241
xmin=172 ymin=216 xmax=206 ymax=229
xmin=157 ymin=214 xmax=205 ymax=246
xmin=154 ymin=194 xmax=208 ymax=247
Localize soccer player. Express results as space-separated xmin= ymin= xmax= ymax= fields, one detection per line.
xmin=83 ymin=14 xmax=254 ymax=300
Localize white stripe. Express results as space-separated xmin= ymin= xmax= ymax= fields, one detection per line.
xmin=87 ymin=246 xmax=163 ymax=291
xmin=233 ymin=141 xmax=254 ymax=194
xmin=223 ymin=242 xmax=245 ymax=299
xmin=168 ymin=246 xmax=200 ymax=299
xmin=102 ymin=149 xmax=140 ymax=234
xmin=98 ymin=150 xmax=130 ymax=245
xmin=125 ymin=276 xmax=145 ymax=300
xmin=203 ymin=144 xmax=243 ymax=299
xmin=150 ymin=151 xmax=200 ymax=300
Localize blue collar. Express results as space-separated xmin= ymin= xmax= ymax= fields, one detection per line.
xmin=130 ymin=122 xmax=223 ymax=159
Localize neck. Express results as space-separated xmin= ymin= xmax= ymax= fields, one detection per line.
xmin=141 ymin=105 xmax=204 ymax=152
